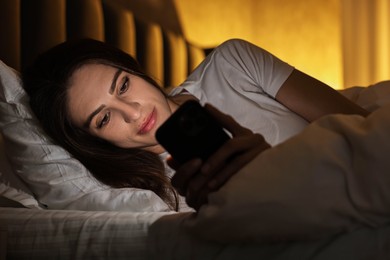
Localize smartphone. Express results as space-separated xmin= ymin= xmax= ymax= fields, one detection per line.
xmin=155 ymin=100 xmax=231 ymax=164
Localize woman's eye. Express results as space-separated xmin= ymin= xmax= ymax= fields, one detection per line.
xmin=118 ymin=76 xmax=129 ymax=95
xmin=97 ymin=111 xmax=110 ymax=129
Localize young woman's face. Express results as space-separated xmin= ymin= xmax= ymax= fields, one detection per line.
xmin=67 ymin=63 xmax=177 ymax=154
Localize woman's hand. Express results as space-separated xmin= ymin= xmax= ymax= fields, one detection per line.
xmin=169 ymin=104 xmax=270 ymax=210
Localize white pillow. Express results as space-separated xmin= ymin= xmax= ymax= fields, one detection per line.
xmin=0 ymin=60 xmax=170 ymax=212
xmin=0 ymin=132 xmax=41 ymax=208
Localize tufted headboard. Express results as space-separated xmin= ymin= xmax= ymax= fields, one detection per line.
xmin=0 ymin=0 xmax=206 ymax=89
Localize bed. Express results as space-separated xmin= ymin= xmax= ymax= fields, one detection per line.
xmin=1 ymin=0 xmax=390 ymax=259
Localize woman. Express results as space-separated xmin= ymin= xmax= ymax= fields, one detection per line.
xmin=22 ymin=38 xmax=368 ymax=211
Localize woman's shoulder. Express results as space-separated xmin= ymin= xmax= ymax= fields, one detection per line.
xmin=215 ymin=38 xmax=251 ymax=49
xmin=183 ymin=39 xmax=252 ymax=77
xmin=211 ymin=38 xmax=269 ymax=68
xmin=177 ymin=39 xmax=259 ymax=89
xmin=211 ymin=38 xmax=252 ymax=56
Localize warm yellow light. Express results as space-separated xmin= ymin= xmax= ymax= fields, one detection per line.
xmin=174 ymin=0 xmax=343 ymax=89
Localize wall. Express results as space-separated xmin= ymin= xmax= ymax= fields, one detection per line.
xmin=112 ymin=0 xmax=390 ymax=89
xmin=174 ymin=0 xmax=343 ymax=89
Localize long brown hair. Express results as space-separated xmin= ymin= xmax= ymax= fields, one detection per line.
xmin=22 ymin=38 xmax=178 ymax=210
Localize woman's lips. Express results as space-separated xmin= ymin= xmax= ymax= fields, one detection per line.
xmin=138 ymin=108 xmax=156 ymax=135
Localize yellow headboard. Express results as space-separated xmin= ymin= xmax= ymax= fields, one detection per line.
xmin=0 ymin=0 xmax=205 ymax=88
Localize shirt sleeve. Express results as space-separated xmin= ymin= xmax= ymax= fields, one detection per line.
xmin=184 ymin=104 xmax=390 ymax=243
xmin=213 ymin=39 xmax=295 ymax=98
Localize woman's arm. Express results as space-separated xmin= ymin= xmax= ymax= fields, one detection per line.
xmin=212 ymin=39 xmax=369 ymax=122
xmin=276 ymin=69 xmax=370 ymax=122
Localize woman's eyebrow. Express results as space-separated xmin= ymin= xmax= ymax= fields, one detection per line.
xmin=109 ymin=69 xmax=122 ymax=94
xmin=83 ymin=69 xmax=122 ymax=128
xmin=83 ymin=105 xmax=105 ymax=128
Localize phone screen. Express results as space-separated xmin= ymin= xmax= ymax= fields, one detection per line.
xmin=155 ymin=100 xmax=231 ymax=164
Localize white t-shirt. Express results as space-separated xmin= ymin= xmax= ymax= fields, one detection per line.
xmin=169 ymin=39 xmax=309 ymax=146
xmin=166 ymin=39 xmax=310 ymax=211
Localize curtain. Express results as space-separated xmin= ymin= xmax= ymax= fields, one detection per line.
xmin=342 ymin=0 xmax=390 ymax=87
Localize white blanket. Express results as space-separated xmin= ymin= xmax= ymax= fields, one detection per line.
xmin=148 ymin=82 xmax=390 ymax=259
xmin=148 ymin=213 xmax=390 ymax=259
xmin=186 ymin=103 xmax=390 ymax=243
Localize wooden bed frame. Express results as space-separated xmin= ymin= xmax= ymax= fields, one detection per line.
xmin=0 ymin=0 xmax=205 ymax=89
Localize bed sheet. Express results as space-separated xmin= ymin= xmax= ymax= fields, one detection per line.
xmin=0 ymin=207 xmax=173 ymax=259
xmin=148 ymin=213 xmax=390 ymax=260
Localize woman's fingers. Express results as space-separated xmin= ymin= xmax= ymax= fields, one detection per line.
xmin=182 ymin=136 xmax=255 ymax=200
xmin=208 ymin=140 xmax=269 ymax=190
xmin=204 ymin=134 xmax=269 ymax=191
xmin=170 ymin=158 xmax=202 ymax=196
xmin=184 ymin=143 xmax=265 ymax=210
xmin=170 ymin=104 xmax=271 ymax=209
xmin=186 ymin=184 xmax=210 ymax=211
xmin=184 ymin=133 xmax=270 ymax=208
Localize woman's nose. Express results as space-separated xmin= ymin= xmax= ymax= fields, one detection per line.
xmin=120 ymin=102 xmax=141 ymax=123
